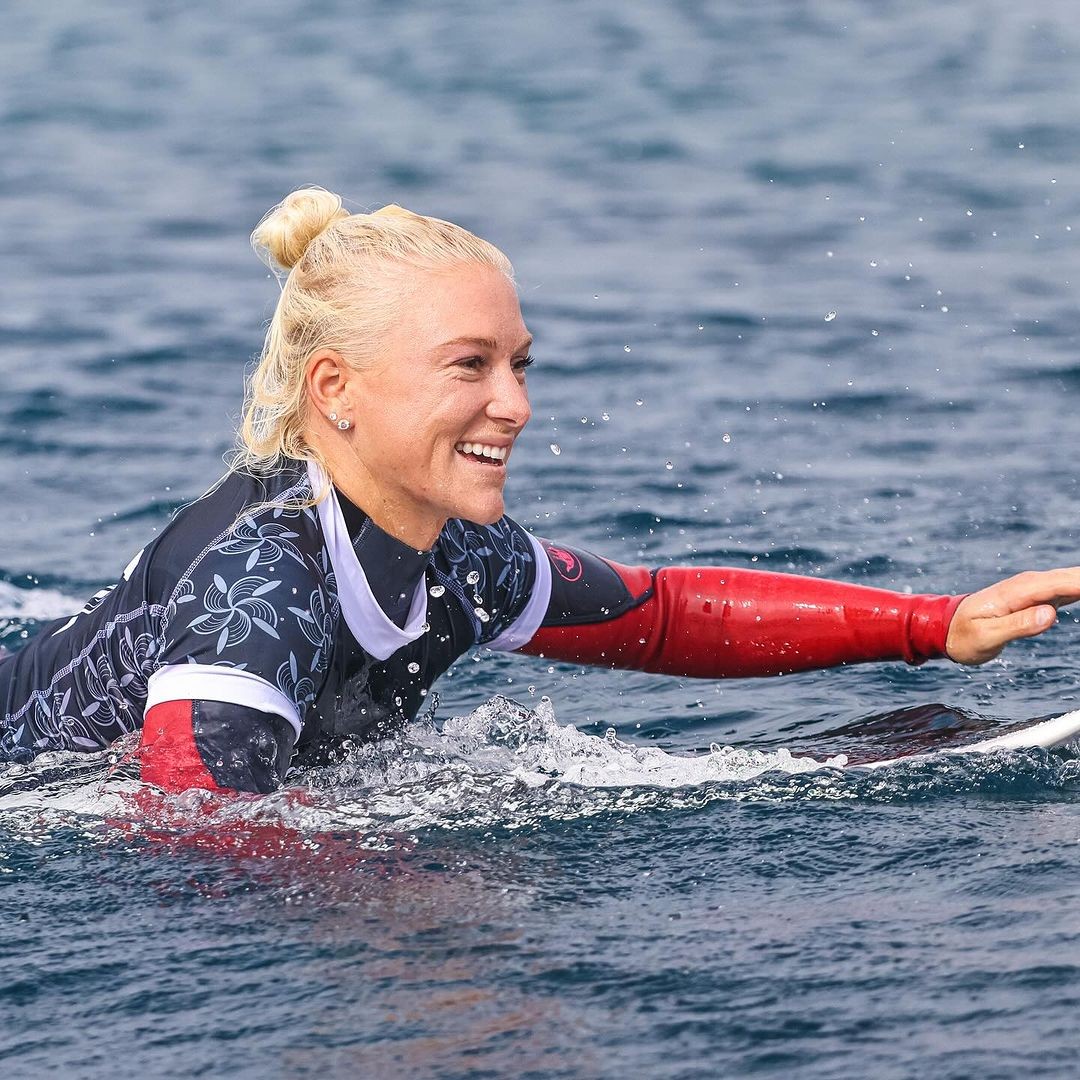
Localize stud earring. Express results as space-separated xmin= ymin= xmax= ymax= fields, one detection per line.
xmin=328 ymin=412 xmax=338 ymax=421
xmin=337 ymin=418 xmax=352 ymax=431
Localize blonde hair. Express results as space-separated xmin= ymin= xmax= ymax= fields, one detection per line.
xmin=237 ymin=186 xmax=515 ymax=477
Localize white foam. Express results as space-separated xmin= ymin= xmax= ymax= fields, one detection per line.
xmin=1 ymin=696 xmax=1072 ymax=839
xmin=0 ymin=696 xmax=845 ymax=834
xmin=437 ymin=695 xmax=844 ymax=789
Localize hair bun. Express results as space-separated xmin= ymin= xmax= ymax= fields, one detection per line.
xmin=251 ymin=186 xmax=349 ymax=270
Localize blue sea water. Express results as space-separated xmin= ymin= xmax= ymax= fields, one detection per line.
xmin=2 ymin=0 xmax=1079 ymax=1076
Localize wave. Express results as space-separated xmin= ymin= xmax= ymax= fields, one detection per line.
xmin=1 ymin=696 xmax=1077 ymax=847
xmin=0 ymin=578 xmax=82 ymax=622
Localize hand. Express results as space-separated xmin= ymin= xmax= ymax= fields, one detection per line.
xmin=946 ymin=568 xmax=1080 ymax=665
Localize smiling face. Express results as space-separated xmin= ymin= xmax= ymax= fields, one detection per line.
xmin=317 ymin=262 xmax=533 ymax=548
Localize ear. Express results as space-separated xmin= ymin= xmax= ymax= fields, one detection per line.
xmin=306 ymin=350 xmax=354 ymax=417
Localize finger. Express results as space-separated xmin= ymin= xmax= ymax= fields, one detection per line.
xmin=980 ymin=604 xmax=1057 ymax=652
xmin=975 ymin=569 xmax=1080 ymax=617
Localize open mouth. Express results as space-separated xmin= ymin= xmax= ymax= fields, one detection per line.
xmin=455 ymin=441 xmax=508 ymax=467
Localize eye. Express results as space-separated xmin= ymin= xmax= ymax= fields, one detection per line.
xmin=513 ymin=354 xmax=535 ymax=372
xmin=459 ymin=355 xmax=485 ymax=371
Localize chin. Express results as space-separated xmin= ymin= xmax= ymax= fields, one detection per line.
xmin=453 ymin=494 xmax=505 ymax=526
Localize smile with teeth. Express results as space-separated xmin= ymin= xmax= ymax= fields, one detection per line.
xmin=455 ymin=441 xmax=508 ymax=466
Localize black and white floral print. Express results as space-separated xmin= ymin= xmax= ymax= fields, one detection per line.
xmin=188 ymin=574 xmax=282 ymax=654
xmin=436 ymin=517 xmax=537 ymax=643
xmin=1 ymin=459 xmax=547 ymax=763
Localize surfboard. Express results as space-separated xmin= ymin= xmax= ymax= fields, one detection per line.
xmin=857 ymin=708 xmax=1080 ymax=770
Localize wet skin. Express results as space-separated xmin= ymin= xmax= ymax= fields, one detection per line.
xmin=306 ymin=263 xmax=533 ymax=550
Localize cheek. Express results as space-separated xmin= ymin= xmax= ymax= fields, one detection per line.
xmin=430 ymin=401 xmax=482 ymax=449
xmin=357 ymin=397 xmax=425 ymax=453
xmin=357 ymin=384 xmax=480 ymax=467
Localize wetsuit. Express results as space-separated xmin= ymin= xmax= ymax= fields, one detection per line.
xmin=0 ymin=459 xmax=963 ymax=793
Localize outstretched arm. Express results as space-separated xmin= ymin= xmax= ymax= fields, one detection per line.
xmin=517 ymin=542 xmax=1080 ymax=676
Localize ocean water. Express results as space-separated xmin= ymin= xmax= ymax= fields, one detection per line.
xmin=1 ymin=1 xmax=1079 ymax=1076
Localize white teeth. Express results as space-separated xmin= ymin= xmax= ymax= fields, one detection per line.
xmin=456 ymin=442 xmax=508 ymax=461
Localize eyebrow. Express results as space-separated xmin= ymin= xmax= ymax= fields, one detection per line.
xmin=436 ymin=335 xmax=533 ymax=353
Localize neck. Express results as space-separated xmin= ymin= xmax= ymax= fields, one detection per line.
xmin=310 ymin=433 xmax=443 ymax=549
xmin=338 ymin=480 xmax=442 ymax=550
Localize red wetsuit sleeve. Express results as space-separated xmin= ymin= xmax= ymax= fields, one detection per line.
xmin=519 ymin=560 xmax=965 ymax=677
xmin=140 ymin=700 xmax=226 ymax=793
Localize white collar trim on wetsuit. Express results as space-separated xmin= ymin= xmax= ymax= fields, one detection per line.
xmin=307 ymin=460 xmax=430 ymax=661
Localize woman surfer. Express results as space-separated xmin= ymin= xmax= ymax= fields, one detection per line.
xmin=2 ymin=187 xmax=1078 ymax=793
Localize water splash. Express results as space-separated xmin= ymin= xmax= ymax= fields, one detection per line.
xmin=0 ymin=579 xmax=83 ymax=622
xmin=0 ymin=579 xmax=87 ymax=651
xmin=2 ymin=696 xmax=1075 ymax=846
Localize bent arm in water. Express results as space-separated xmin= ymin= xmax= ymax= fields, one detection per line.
xmin=139 ymin=698 xmax=296 ymax=795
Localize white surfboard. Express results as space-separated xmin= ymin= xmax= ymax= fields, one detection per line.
xmin=857 ymin=708 xmax=1080 ymax=770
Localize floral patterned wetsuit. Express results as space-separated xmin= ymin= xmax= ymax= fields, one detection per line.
xmin=0 ymin=459 xmax=963 ymax=793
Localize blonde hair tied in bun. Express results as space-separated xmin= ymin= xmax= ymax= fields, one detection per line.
xmin=236 ymin=186 xmax=514 ymax=481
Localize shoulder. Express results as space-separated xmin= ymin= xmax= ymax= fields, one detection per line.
xmin=435 ymin=515 xmax=538 ymax=579
xmin=432 ymin=516 xmax=542 ymax=643
xmin=151 ymin=464 xmax=324 ymax=584
xmin=155 ymin=464 xmax=336 ymax=636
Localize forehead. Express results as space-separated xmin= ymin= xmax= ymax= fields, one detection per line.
xmin=399 ymin=263 xmax=527 ymax=345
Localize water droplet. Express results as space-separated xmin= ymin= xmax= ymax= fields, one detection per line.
xmin=722 ymin=433 xmax=732 ymax=444
xmin=869 ymin=259 xmax=878 ymax=268
xmin=623 ymin=345 xmax=632 ymax=353
xmin=824 ymin=310 xmax=837 ymax=322
xmin=580 ymin=416 xmax=588 ymax=423
xmin=965 ymin=208 xmax=973 ymax=216
xmin=665 ymin=461 xmax=674 ymax=470
xmin=635 ymin=398 xmax=644 ymax=406
xmin=871 ymin=329 xmax=879 ymax=337
xmin=429 ymin=584 xmax=445 ymax=597
xmin=466 ymin=570 xmax=480 ymax=585
xmin=549 ymin=443 xmax=561 ymax=455
xmin=420 ymin=621 xmax=430 ymax=633
xmin=407 ymin=661 xmax=420 ymax=674
xmin=601 ymin=412 xmax=610 ymax=421
xmin=940 ymin=305 xmax=949 ymax=313
xmin=474 ymin=607 xmax=490 ymax=622
xmin=697 ymin=324 xmax=704 ymax=331
xmin=527 ymin=685 xmax=536 ymax=694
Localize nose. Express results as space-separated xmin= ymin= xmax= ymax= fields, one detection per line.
xmin=486 ymin=361 xmax=532 ymax=430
